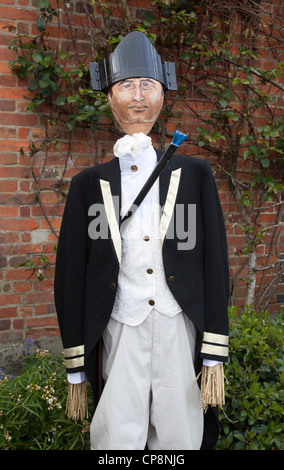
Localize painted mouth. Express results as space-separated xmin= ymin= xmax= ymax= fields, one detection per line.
xmin=129 ymin=105 xmax=148 ymax=111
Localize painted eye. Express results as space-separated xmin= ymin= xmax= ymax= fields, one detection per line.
xmin=141 ymin=80 xmax=155 ymax=89
xmin=122 ymin=82 xmax=135 ymax=90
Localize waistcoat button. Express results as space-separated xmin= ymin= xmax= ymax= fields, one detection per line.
xmin=148 ymin=299 xmax=155 ymax=306
xmin=131 ymin=164 xmax=138 ymax=172
xmin=147 ymin=268 xmax=153 ymax=274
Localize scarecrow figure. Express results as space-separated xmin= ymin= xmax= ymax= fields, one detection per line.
xmin=54 ymin=32 xmax=229 ymax=450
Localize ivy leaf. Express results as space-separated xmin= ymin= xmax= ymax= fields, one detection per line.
xmin=67 ymin=94 xmax=81 ymax=103
xmin=58 ymin=50 xmax=68 ymax=60
xmin=243 ymin=150 xmax=250 ymax=160
xmin=68 ymin=68 xmax=83 ymax=78
xmin=37 ymin=270 xmax=44 ymax=281
xmin=182 ymin=51 xmax=191 ymax=61
xmin=38 ymin=79 xmax=50 ymax=88
xmin=260 ymin=159 xmax=270 ymax=168
xmin=228 ymin=111 xmax=239 ymax=122
xmin=32 ymin=52 xmax=43 ymax=63
xmin=219 ymin=98 xmax=228 ymax=108
xmin=67 ymin=117 xmax=76 ymax=130
xmin=50 ymin=81 xmax=59 ymax=92
xmin=37 ymin=17 xmax=46 ymax=32
xmin=28 ymin=81 xmax=38 ymax=92
xmin=240 ymin=136 xmax=249 ymax=144
xmin=56 ymin=96 xmax=66 ymax=106
xmin=38 ymin=0 xmax=50 ymax=7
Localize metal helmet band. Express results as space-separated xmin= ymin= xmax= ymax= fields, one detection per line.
xmin=90 ymin=31 xmax=177 ymax=93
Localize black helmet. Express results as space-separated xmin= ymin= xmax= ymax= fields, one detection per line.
xmin=90 ymin=31 xmax=177 ymax=93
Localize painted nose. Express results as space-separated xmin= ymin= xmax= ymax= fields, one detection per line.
xmin=133 ymin=86 xmax=145 ymax=102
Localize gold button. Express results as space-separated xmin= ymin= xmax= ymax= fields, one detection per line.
xmin=110 ymin=282 xmax=116 ymax=290
xmin=149 ymin=299 xmax=155 ymax=306
xmin=131 ymin=164 xmax=138 ymax=172
xmin=143 ymin=235 xmax=150 ymax=241
xmin=168 ymin=275 xmax=175 ymax=282
xmin=147 ymin=268 xmax=153 ymax=274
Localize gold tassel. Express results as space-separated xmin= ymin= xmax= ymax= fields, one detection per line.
xmin=199 ymin=363 xmax=225 ymax=412
xmin=66 ymin=381 xmax=88 ymax=421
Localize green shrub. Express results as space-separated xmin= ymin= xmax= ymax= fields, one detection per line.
xmin=0 ymin=350 xmax=93 ymax=450
xmin=216 ymin=306 xmax=284 ymax=450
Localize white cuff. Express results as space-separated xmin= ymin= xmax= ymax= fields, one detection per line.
xmin=67 ymin=371 xmax=87 ymax=384
xmin=202 ymin=359 xmax=222 ymax=367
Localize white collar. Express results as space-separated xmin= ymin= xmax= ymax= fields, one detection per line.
xmin=118 ymin=145 xmax=157 ymax=174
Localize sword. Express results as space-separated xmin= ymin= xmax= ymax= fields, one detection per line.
xmin=120 ymin=129 xmax=187 ymax=227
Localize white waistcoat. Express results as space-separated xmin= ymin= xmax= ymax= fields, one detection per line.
xmin=111 ymin=145 xmax=182 ymax=326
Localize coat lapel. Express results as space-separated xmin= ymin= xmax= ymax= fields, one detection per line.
xmin=99 ymin=158 xmax=122 ymax=265
xmin=160 ymin=167 xmax=182 ymax=244
xmin=105 ymin=157 xmax=122 ymax=223
xmin=156 ymin=149 xmax=182 ymax=244
xmin=99 ymin=150 xmax=182 ymax=261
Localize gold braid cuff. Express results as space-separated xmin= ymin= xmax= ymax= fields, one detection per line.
xmin=66 ymin=381 xmax=88 ymax=421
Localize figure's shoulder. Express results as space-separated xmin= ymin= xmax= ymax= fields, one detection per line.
xmin=171 ymin=153 xmax=212 ymax=176
xmin=71 ymin=157 xmax=118 ymax=185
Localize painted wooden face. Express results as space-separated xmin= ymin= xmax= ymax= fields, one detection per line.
xmin=107 ymin=77 xmax=164 ymax=135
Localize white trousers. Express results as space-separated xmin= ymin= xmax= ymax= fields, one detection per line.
xmin=90 ymin=310 xmax=204 ymax=450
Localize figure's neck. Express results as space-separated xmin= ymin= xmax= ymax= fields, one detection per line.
xmin=117 ymin=121 xmax=154 ymax=136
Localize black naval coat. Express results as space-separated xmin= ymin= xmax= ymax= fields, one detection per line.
xmin=54 ymin=150 xmax=230 ymax=450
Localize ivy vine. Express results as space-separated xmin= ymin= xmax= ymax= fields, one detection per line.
xmin=5 ymin=0 xmax=284 ymax=310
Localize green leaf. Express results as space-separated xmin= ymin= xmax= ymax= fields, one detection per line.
xmin=38 ymin=79 xmax=50 ymax=88
xmin=37 ymin=17 xmax=46 ymax=32
xmin=49 ymin=80 xmax=59 ymax=92
xmin=56 ymin=96 xmax=66 ymax=106
xmin=219 ymin=98 xmax=228 ymax=108
xmin=37 ymin=271 xmax=44 ymax=281
xmin=68 ymin=68 xmax=83 ymax=77
xmin=38 ymin=0 xmax=50 ymax=8
xmin=32 ymin=52 xmax=43 ymax=63
xmin=228 ymin=111 xmax=239 ymax=121
xmin=66 ymin=117 xmax=76 ymax=130
xmin=240 ymin=136 xmax=249 ymax=144
xmin=26 ymin=102 xmax=37 ymax=111
xmin=260 ymin=158 xmax=270 ymax=168
xmin=58 ymin=50 xmax=68 ymax=60
xmin=67 ymin=94 xmax=81 ymax=103
xmin=43 ymin=54 xmax=52 ymax=64
xmin=28 ymin=81 xmax=38 ymax=92
xmin=182 ymin=51 xmax=190 ymax=61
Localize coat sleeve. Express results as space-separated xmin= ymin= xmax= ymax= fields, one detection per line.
xmin=200 ymin=162 xmax=230 ymax=363
xmin=54 ymin=176 xmax=88 ymax=374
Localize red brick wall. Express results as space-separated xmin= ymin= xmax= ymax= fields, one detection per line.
xmin=0 ymin=0 xmax=283 ymax=347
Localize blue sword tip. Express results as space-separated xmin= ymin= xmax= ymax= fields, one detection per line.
xmin=172 ymin=129 xmax=187 ymax=146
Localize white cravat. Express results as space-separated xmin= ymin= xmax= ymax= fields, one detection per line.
xmin=113 ymin=132 xmax=152 ymax=159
